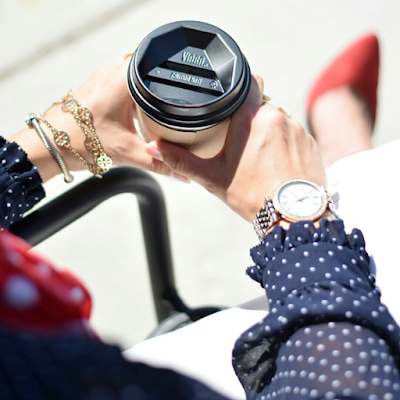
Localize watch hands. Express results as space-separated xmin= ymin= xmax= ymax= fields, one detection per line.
xmin=284 ymin=195 xmax=311 ymax=206
xmin=297 ymin=195 xmax=311 ymax=202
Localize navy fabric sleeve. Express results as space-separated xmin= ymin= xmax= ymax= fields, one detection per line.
xmin=233 ymin=219 xmax=400 ymax=399
xmin=0 ymin=329 xmax=229 ymax=400
xmin=0 ymin=136 xmax=45 ymax=229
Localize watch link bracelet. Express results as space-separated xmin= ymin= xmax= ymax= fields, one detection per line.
xmin=253 ymin=179 xmax=339 ymax=241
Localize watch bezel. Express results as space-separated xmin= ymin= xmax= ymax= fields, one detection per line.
xmin=273 ymin=179 xmax=327 ymax=222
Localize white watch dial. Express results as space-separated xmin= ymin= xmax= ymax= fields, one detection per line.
xmin=276 ymin=181 xmax=325 ymax=220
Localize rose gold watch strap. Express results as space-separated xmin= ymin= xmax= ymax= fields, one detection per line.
xmin=253 ymin=186 xmax=339 ymax=241
xmin=252 ymin=196 xmax=281 ymax=241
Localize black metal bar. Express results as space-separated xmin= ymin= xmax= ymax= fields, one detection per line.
xmin=10 ymin=167 xmax=187 ymax=322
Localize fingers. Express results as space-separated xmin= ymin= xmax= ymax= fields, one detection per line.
xmin=251 ymin=74 xmax=265 ymax=104
xmin=222 ymin=74 xmax=264 ymax=144
xmin=236 ymin=74 xmax=265 ymax=117
xmin=112 ymin=134 xmax=190 ymax=183
xmin=145 ymin=140 xmax=214 ymax=186
xmin=143 ymin=155 xmax=191 ymax=184
xmin=142 ymin=74 xmax=266 ymax=187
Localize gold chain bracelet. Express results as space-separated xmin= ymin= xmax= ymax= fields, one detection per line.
xmin=43 ymin=91 xmax=113 ymax=178
xmin=60 ymin=92 xmax=112 ymax=177
xmin=38 ymin=114 xmax=96 ymax=174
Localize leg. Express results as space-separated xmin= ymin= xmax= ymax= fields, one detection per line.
xmin=309 ymin=86 xmax=373 ymax=166
xmin=326 ymin=139 xmax=400 ymax=324
xmin=306 ymin=34 xmax=379 ymax=166
xmin=124 ymin=298 xmax=269 ymax=400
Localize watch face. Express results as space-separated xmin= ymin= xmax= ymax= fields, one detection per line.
xmin=274 ymin=180 xmax=326 ymax=221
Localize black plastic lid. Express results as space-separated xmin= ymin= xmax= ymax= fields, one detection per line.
xmin=127 ymin=21 xmax=251 ymax=131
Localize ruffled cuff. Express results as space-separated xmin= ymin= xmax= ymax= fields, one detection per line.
xmin=247 ymin=219 xmax=373 ymax=305
xmin=233 ymin=219 xmax=400 ymax=394
xmin=0 ymin=137 xmax=45 ymax=229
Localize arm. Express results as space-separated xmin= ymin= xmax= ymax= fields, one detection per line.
xmin=144 ymin=75 xmax=400 ymax=398
xmin=8 ymin=59 xmax=176 ymax=185
xmin=234 ymin=219 xmax=400 ymax=399
xmin=1 ymin=59 xmax=187 ymax=228
xmin=144 ymin=75 xmax=326 ymax=224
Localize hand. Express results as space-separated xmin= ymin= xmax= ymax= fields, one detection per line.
xmin=145 ymin=75 xmax=327 ymax=222
xmin=10 ymin=59 xmax=182 ymax=183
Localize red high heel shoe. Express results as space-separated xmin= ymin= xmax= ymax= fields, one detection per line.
xmin=306 ymin=34 xmax=379 ymax=127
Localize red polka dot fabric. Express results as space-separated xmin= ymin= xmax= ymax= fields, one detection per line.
xmin=0 ymin=229 xmax=93 ymax=336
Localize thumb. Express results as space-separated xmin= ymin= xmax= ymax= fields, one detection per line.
xmin=145 ymin=140 xmax=214 ymax=185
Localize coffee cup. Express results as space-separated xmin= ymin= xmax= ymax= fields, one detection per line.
xmin=127 ymin=20 xmax=251 ymax=158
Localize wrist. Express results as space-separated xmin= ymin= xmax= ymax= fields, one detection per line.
xmin=10 ymin=103 xmax=98 ymax=183
xmin=248 ymin=218 xmax=371 ymax=304
xmin=9 ymin=126 xmax=60 ymax=183
xmin=252 ymin=179 xmax=337 ymax=241
xmin=43 ymin=92 xmax=113 ymax=178
xmin=268 ymin=210 xmax=334 ymax=233
xmin=42 ymin=105 xmax=94 ymax=172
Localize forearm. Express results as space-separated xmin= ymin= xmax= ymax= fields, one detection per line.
xmin=234 ymin=219 xmax=400 ymax=399
xmin=9 ymin=125 xmax=61 ymax=183
xmin=0 ymin=104 xmax=85 ymax=228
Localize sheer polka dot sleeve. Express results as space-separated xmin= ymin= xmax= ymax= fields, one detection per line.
xmin=0 ymin=136 xmax=45 ymax=229
xmin=233 ymin=219 xmax=400 ymax=399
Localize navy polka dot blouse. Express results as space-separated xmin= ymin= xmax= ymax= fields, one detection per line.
xmin=0 ymin=137 xmax=44 ymax=230
xmin=234 ymin=219 xmax=400 ymax=399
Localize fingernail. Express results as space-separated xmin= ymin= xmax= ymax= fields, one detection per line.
xmin=170 ymin=171 xmax=191 ymax=184
xmin=145 ymin=143 xmax=164 ymax=162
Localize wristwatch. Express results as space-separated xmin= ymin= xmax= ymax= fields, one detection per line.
xmin=253 ymin=179 xmax=338 ymax=240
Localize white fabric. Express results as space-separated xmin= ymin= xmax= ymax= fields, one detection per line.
xmin=124 ymin=303 xmax=268 ymax=399
xmin=326 ymin=139 xmax=400 ymax=324
xmin=124 ymin=140 xmax=400 ymax=399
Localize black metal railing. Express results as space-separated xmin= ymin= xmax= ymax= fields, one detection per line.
xmin=10 ymin=167 xmax=222 ymax=324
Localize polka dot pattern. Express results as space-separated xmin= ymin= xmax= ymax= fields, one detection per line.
xmin=0 ymin=137 xmax=228 ymax=398
xmin=3 ymin=275 xmax=40 ymax=310
xmin=0 ymin=137 xmax=45 ymax=230
xmin=233 ymin=219 xmax=400 ymax=399
xmin=0 ymin=228 xmax=92 ymax=334
xmin=265 ymin=322 xmax=400 ymax=399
